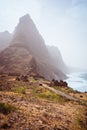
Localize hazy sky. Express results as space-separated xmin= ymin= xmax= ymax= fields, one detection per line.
xmin=0 ymin=0 xmax=87 ymax=69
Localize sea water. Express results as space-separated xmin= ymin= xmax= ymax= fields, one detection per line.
xmin=66 ymin=72 xmax=87 ymax=92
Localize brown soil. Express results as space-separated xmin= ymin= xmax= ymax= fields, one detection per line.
xmin=0 ymin=75 xmax=87 ymax=130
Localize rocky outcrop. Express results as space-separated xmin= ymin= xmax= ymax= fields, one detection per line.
xmin=50 ymin=79 xmax=68 ymax=87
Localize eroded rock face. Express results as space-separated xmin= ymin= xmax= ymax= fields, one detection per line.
xmin=0 ymin=46 xmax=37 ymax=75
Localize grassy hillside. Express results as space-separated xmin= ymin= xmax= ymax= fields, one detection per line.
xmin=0 ymin=75 xmax=87 ymax=130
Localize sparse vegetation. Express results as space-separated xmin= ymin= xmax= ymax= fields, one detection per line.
xmin=0 ymin=75 xmax=87 ymax=130
xmin=34 ymin=87 xmax=69 ymax=103
xmin=12 ymin=86 xmax=26 ymax=94
xmin=54 ymin=86 xmax=62 ymax=91
xmin=77 ymin=114 xmax=85 ymax=129
xmin=0 ymin=102 xmax=16 ymax=115
xmin=66 ymin=87 xmax=74 ymax=93
xmin=30 ymin=76 xmax=36 ymax=82
xmin=39 ymin=92 xmax=63 ymax=102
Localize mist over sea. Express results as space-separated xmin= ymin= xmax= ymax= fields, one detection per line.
xmin=66 ymin=72 xmax=87 ymax=92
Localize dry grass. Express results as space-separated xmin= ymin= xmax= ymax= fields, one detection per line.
xmin=33 ymin=86 xmax=70 ymax=103
xmin=0 ymin=76 xmax=87 ymax=130
xmin=0 ymin=102 xmax=16 ymax=115
xmin=12 ymin=86 xmax=26 ymax=94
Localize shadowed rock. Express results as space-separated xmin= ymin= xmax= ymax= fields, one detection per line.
xmin=16 ymin=75 xmax=29 ymax=82
xmin=50 ymin=79 xmax=68 ymax=87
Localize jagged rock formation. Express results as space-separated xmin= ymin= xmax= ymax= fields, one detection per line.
xmin=0 ymin=31 xmax=12 ymax=52
xmin=0 ymin=14 xmax=67 ymax=80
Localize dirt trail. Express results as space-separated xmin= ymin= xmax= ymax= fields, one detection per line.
xmin=42 ymin=83 xmax=87 ymax=106
xmin=42 ymin=83 xmax=79 ymax=101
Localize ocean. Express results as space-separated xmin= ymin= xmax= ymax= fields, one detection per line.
xmin=66 ymin=72 xmax=87 ymax=92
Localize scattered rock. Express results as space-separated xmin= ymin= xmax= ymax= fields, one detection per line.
xmin=1 ymin=123 xmax=11 ymax=129
xmin=38 ymin=120 xmax=43 ymax=124
xmin=66 ymin=120 xmax=71 ymax=125
xmin=80 ymin=95 xmax=83 ymax=98
xmin=16 ymin=77 xmax=20 ymax=81
xmin=25 ymin=128 xmax=29 ymax=130
xmin=16 ymin=75 xmax=29 ymax=82
xmin=9 ymin=117 xmax=15 ymax=123
xmin=39 ymin=83 xmax=43 ymax=86
xmin=39 ymin=125 xmax=46 ymax=130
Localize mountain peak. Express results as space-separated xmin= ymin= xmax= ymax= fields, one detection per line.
xmin=19 ymin=14 xmax=31 ymax=24
xmin=0 ymin=14 xmax=67 ymax=80
xmin=11 ymin=13 xmax=45 ymax=50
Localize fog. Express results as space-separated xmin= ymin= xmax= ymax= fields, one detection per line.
xmin=0 ymin=0 xmax=87 ymax=69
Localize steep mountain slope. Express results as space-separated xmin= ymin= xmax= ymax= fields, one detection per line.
xmin=0 ymin=46 xmax=37 ymax=75
xmin=0 ymin=31 xmax=12 ymax=52
xmin=11 ymin=14 xmax=52 ymax=65
xmin=47 ymin=46 xmax=68 ymax=73
xmin=0 ymin=14 xmax=67 ymax=80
